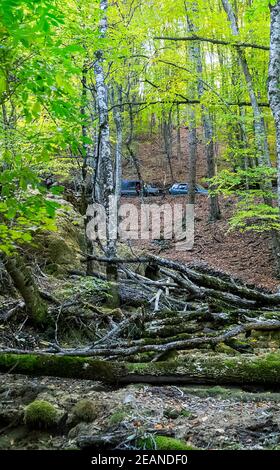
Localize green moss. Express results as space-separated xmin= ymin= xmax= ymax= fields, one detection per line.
xmin=207 ymin=386 xmax=230 ymax=396
xmin=72 ymin=400 xmax=100 ymax=423
xmin=164 ymin=407 xmax=192 ymax=419
xmin=140 ymin=435 xmax=196 ymax=450
xmin=1 ymin=352 xmax=280 ymax=386
xmin=155 ymin=436 xmax=196 ymax=450
xmin=215 ymin=342 xmax=239 ymax=355
xmin=108 ymin=409 xmax=128 ymax=426
xmin=0 ymin=354 xmax=124 ymax=383
xmin=24 ymin=400 xmax=58 ymax=429
xmin=180 ymin=409 xmax=193 ymax=418
xmin=127 ymin=352 xmax=280 ymax=385
xmin=128 ymin=352 xmax=156 ymax=363
xmin=164 ymin=408 xmax=181 ymax=419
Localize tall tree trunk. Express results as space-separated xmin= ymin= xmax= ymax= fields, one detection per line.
xmin=186 ymin=15 xmax=198 ymax=205
xmin=111 ymin=85 xmax=122 ymax=200
xmin=80 ymin=64 xmax=96 ymax=275
xmin=4 ymin=256 xmax=48 ymax=327
xmin=93 ymin=0 xmax=118 ymax=293
xmin=162 ymin=108 xmax=174 ymax=181
xmin=126 ymin=102 xmax=142 ymax=182
xmin=193 ymin=23 xmax=221 ymax=221
xmin=268 ymin=0 xmax=280 ymax=277
xmin=176 ymin=104 xmax=182 ymax=162
xmin=80 ymin=63 xmax=91 ymax=216
xmin=187 ymin=110 xmax=197 ymax=205
xmin=240 ymin=107 xmax=250 ymax=189
xmin=268 ymin=0 xmax=280 ymax=211
xmin=203 ymin=112 xmax=221 ymax=221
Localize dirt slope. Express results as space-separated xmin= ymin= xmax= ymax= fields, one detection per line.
xmin=121 ymin=130 xmax=279 ymax=291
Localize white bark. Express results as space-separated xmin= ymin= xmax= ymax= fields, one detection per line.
xmin=93 ymin=0 xmax=117 ymax=280
xmin=268 ymin=0 xmax=280 ymax=210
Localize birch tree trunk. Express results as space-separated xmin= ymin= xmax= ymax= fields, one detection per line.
xmin=93 ymin=0 xmax=118 ymax=290
xmin=268 ymin=0 xmax=280 ymax=211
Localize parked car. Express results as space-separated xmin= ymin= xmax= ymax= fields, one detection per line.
xmin=143 ymin=183 xmax=162 ymax=196
xmin=121 ymin=179 xmax=142 ymax=196
xmin=169 ymin=183 xmax=208 ymax=195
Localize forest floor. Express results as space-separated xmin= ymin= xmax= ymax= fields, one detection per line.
xmin=1 ymin=374 xmax=280 ymax=450
xmin=124 ymin=195 xmax=278 ymax=292
xmin=123 ymin=129 xmax=279 ymax=291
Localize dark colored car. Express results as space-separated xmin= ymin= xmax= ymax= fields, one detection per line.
xmin=169 ymin=183 xmax=208 ymax=195
xmin=121 ymin=180 xmax=142 ymax=196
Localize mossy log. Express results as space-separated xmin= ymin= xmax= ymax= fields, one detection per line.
xmin=1 ymin=352 xmax=280 ymax=386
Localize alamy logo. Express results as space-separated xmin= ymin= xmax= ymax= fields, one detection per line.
xmin=86 ymin=196 xmax=194 ymax=251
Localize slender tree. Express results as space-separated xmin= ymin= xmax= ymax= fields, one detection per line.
xmin=92 ymin=0 xmax=118 ymax=287
xmin=268 ymin=0 xmax=280 ymax=210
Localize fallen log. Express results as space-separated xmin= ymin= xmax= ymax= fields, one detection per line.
xmin=150 ymin=255 xmax=280 ymax=303
xmin=77 ymin=430 xmax=134 ymax=450
xmin=2 ymin=319 xmax=280 ymax=357
xmin=84 ymin=253 xmax=280 ymax=306
xmin=0 ymin=352 xmax=280 ymax=385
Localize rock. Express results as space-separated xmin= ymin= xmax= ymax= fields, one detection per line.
xmin=33 ymin=201 xmax=85 ymax=275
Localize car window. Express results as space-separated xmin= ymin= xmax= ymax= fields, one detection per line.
xmin=122 ymin=181 xmax=139 ymax=189
xmin=178 ymin=184 xmax=187 ymax=189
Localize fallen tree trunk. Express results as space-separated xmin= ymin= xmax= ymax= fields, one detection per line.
xmin=84 ymin=253 xmax=280 ymax=306
xmin=0 ymin=352 xmax=280 ymax=385
xmin=1 ymin=319 xmax=280 ymax=357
